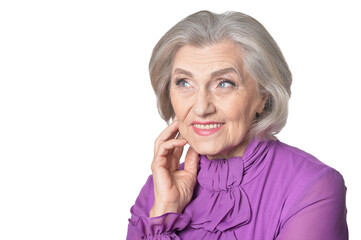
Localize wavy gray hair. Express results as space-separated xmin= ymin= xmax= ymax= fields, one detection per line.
xmin=149 ymin=10 xmax=292 ymax=140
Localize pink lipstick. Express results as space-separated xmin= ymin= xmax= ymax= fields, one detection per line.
xmin=191 ymin=121 xmax=224 ymax=136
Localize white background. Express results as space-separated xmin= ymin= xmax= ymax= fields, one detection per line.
xmin=0 ymin=0 xmax=360 ymax=239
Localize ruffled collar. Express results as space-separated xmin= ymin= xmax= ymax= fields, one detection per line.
xmin=198 ymin=155 xmax=244 ymax=191
xmin=197 ymin=137 xmax=272 ymax=191
xmin=184 ymin=138 xmax=274 ymax=233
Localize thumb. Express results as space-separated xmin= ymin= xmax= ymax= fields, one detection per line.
xmin=184 ymin=147 xmax=200 ymax=176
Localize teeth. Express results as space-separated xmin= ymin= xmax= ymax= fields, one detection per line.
xmin=194 ymin=123 xmax=222 ymax=129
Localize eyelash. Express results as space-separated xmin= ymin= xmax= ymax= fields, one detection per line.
xmin=218 ymin=79 xmax=236 ymax=88
xmin=175 ymin=78 xmax=237 ymax=88
xmin=175 ymin=79 xmax=189 ymax=87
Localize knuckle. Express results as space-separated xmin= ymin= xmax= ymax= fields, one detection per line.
xmin=151 ymin=162 xmax=155 ymax=172
xmin=152 ymin=154 xmax=162 ymax=167
xmin=158 ymin=141 xmax=169 ymax=151
xmin=154 ymin=137 xmax=161 ymax=147
xmin=151 ymin=160 xmax=158 ymax=172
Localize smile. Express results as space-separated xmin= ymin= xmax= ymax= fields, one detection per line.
xmin=193 ymin=123 xmax=223 ymax=129
xmin=191 ymin=122 xmax=224 ymax=136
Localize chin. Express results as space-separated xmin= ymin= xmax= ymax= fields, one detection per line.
xmin=189 ymin=141 xmax=224 ymax=157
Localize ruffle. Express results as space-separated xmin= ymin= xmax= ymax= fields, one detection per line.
xmin=178 ymin=226 xmax=239 ymax=239
xmin=184 ymin=154 xmax=251 ymax=232
xmin=197 ymin=155 xmax=244 ymax=191
xmin=182 ymin=138 xmax=272 ymax=233
xmin=185 ymin=184 xmax=251 ymax=232
xmin=130 ymin=213 xmax=190 ymax=239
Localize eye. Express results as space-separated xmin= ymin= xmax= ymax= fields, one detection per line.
xmin=218 ymin=80 xmax=236 ymax=88
xmin=176 ymin=79 xmax=190 ymax=87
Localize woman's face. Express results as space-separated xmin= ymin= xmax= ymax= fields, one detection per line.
xmin=170 ymin=41 xmax=267 ymax=159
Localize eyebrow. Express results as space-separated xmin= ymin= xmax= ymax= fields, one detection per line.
xmin=173 ymin=67 xmax=240 ymax=79
xmin=210 ymin=67 xmax=240 ymax=78
xmin=173 ymin=68 xmax=193 ymax=77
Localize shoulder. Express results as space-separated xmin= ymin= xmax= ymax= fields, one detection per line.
xmin=271 ymin=140 xmax=338 ymax=181
xmin=273 ymin=140 xmax=325 ymax=165
xmin=270 ymin=140 xmax=347 ymax=222
xmin=270 ymin=139 xmax=345 ymax=191
xmin=264 ymin=139 xmax=346 ymax=197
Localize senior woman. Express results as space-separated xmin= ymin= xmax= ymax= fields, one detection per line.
xmin=127 ymin=11 xmax=348 ymax=239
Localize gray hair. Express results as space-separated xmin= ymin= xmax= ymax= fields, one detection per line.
xmin=149 ymin=10 xmax=292 ymax=140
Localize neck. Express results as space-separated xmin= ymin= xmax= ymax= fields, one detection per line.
xmin=206 ymin=137 xmax=251 ymax=160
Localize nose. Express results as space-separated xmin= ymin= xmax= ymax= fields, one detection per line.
xmin=192 ymin=88 xmax=216 ymax=117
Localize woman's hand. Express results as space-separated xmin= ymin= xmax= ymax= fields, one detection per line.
xmin=150 ymin=119 xmax=200 ymax=218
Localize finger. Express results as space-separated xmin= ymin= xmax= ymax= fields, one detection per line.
xmin=177 ymin=133 xmax=184 ymax=140
xmin=154 ymin=120 xmax=179 ymax=153
xmin=174 ymin=132 xmax=185 ymax=158
xmin=152 ymin=139 xmax=187 ymax=173
xmin=184 ymin=147 xmax=200 ymax=176
xmin=157 ymin=139 xmax=187 ymax=159
xmin=172 ymin=134 xmax=186 ymax=167
xmin=173 ymin=139 xmax=185 ymax=161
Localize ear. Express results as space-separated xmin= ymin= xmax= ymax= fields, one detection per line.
xmin=256 ymin=93 xmax=269 ymax=114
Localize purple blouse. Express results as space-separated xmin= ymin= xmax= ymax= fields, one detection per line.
xmin=127 ymin=139 xmax=348 ymax=239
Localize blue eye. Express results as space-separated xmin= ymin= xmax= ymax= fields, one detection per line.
xmin=176 ymin=79 xmax=190 ymax=87
xmin=218 ymin=80 xmax=236 ymax=88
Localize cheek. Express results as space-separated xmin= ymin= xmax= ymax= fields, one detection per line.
xmin=171 ymin=97 xmax=184 ymax=119
xmin=178 ymin=123 xmax=188 ymax=138
xmin=170 ymin=92 xmax=188 ymax=134
xmin=170 ymin=89 xmax=191 ymax=119
xmin=219 ymin=98 xmax=249 ymax=122
xmin=227 ymin=96 xmax=259 ymax=121
xmin=171 ymin=100 xmax=195 ymax=142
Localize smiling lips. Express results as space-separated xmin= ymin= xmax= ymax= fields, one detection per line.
xmin=191 ymin=121 xmax=224 ymax=136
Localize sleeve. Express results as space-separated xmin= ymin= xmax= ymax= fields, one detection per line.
xmin=276 ymin=169 xmax=348 ymax=240
xmin=127 ymin=175 xmax=191 ymax=240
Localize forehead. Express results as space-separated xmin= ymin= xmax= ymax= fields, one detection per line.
xmin=172 ymin=41 xmax=244 ymax=75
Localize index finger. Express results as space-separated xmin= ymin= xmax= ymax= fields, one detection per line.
xmin=154 ymin=120 xmax=180 ymax=154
